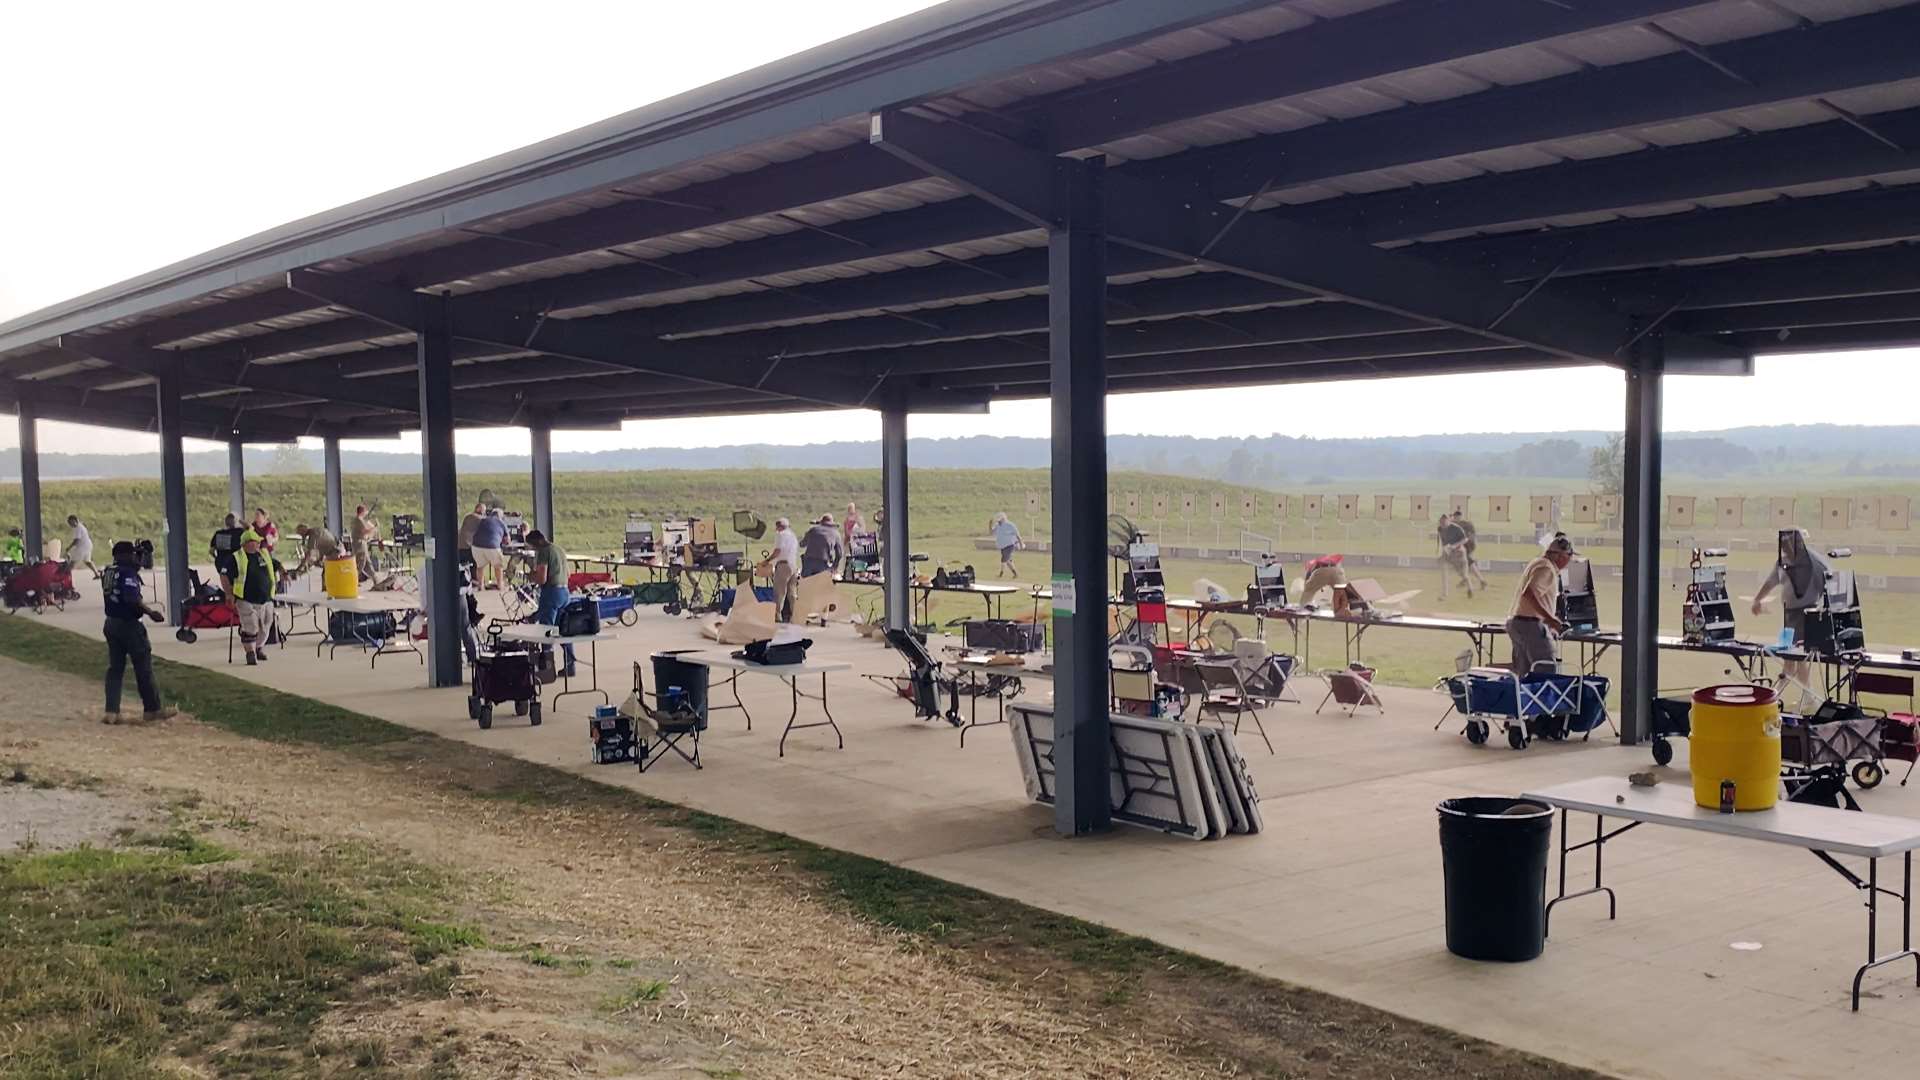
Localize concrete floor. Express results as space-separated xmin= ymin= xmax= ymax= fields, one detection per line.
xmin=28 ymin=568 xmax=1920 ymax=1080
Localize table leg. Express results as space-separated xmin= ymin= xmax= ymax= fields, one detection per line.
xmin=778 ymin=672 xmax=843 ymax=756
xmin=1546 ymin=810 xmax=1638 ymax=936
xmin=551 ymin=639 xmax=610 ymax=711
xmin=1824 ymin=848 xmax=1920 ymax=1011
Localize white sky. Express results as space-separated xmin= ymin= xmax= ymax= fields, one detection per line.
xmin=2 ymin=1 xmax=1913 ymax=458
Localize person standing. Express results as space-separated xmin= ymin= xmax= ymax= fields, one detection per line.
xmin=469 ymin=508 xmax=508 ymax=590
xmin=1453 ymin=511 xmax=1490 ymax=592
xmin=1507 ymin=534 xmax=1574 ymax=676
xmin=101 ymin=540 xmax=175 ymax=724
xmin=526 ymin=530 xmax=575 ymax=677
xmin=1754 ymin=527 xmax=1831 ymax=708
xmin=67 ymin=515 xmax=96 ymax=575
xmin=801 ymin=513 xmax=843 ymax=579
xmin=769 ymin=517 xmax=799 ymax=622
xmin=991 ymin=512 xmax=1022 ymax=579
xmin=841 ymin=502 xmax=862 ymax=549
xmin=230 ymin=530 xmax=276 ymax=665
xmin=457 ymin=502 xmax=485 ymax=572
xmin=1437 ymin=513 xmax=1472 ymax=599
xmin=2 ymin=528 xmax=24 ymax=564
xmin=348 ymin=504 xmax=377 ymax=581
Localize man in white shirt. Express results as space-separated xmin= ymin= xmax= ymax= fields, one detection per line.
xmin=67 ymin=515 xmax=96 ymax=574
xmin=1507 ymin=533 xmax=1573 ymax=675
xmin=769 ymin=517 xmax=799 ymax=623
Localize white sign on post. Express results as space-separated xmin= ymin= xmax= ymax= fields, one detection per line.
xmin=1050 ymin=574 xmax=1076 ymax=616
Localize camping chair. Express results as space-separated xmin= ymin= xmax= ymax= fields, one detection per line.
xmin=1855 ymin=670 xmax=1920 ymax=786
xmin=1232 ymin=638 xmax=1298 ymax=705
xmin=1318 ymin=663 xmax=1384 ymax=717
xmin=624 ymin=660 xmax=702 ymax=772
xmin=1110 ymin=666 xmax=1158 ymax=717
xmin=1193 ymin=659 xmax=1273 ymax=754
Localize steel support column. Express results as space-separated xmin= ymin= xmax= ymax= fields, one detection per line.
xmin=323 ymin=436 xmax=344 ymax=536
xmin=17 ymin=398 xmax=42 ymax=560
xmin=1619 ymin=343 xmax=1664 ymax=745
xmin=529 ymin=423 xmax=555 ymax=538
xmin=880 ymin=407 xmax=911 ymax=632
xmin=417 ymin=293 xmax=463 ymax=688
xmin=227 ymin=438 xmax=246 ymax=519
xmin=1049 ymin=157 xmax=1111 ymax=836
xmin=155 ymin=357 xmax=192 ymax=627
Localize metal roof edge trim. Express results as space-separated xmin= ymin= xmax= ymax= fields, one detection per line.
xmin=0 ymin=0 xmax=1262 ymax=356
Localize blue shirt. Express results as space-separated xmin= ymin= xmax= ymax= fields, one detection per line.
xmin=103 ymin=563 xmax=145 ymax=620
xmin=992 ymin=520 xmax=1021 ymax=549
xmin=471 ymin=516 xmax=507 ymax=548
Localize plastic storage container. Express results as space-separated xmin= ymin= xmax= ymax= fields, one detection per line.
xmin=1689 ymin=684 xmax=1781 ymax=811
xmin=1437 ymin=797 xmax=1553 ymax=962
xmin=323 ymin=554 xmax=359 ymax=599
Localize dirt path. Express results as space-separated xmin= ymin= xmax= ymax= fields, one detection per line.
xmin=0 ymin=654 xmax=1603 ymax=1079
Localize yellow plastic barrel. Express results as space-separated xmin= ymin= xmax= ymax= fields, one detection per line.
xmin=323 ymin=555 xmax=360 ymax=599
xmin=1690 ymin=684 xmax=1781 ymax=811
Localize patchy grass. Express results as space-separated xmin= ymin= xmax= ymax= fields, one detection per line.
xmin=604 ymin=979 xmax=671 ymax=1013
xmin=0 ymin=833 xmax=473 ymax=1077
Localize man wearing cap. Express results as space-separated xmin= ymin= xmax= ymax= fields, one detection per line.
xmin=1508 ymin=533 xmax=1574 ymax=675
xmin=100 ymin=540 xmax=176 ymax=723
xmin=291 ymin=522 xmax=344 ymax=578
xmin=800 ymin=513 xmax=843 ymax=580
xmin=230 ymin=529 xmax=278 ymax=665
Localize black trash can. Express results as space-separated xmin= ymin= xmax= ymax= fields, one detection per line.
xmin=651 ymin=650 xmax=710 ymax=730
xmin=1437 ymin=796 xmax=1553 ymax=962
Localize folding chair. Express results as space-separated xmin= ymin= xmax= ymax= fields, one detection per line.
xmin=1854 ymin=670 xmax=1919 ymax=786
xmin=1317 ymin=663 xmax=1384 ymax=717
xmin=1193 ymin=659 xmax=1273 ymax=753
xmin=1233 ymin=638 xmax=1299 ymax=705
xmin=1110 ymin=666 xmax=1158 ymax=717
xmin=625 ymin=661 xmax=702 ymax=772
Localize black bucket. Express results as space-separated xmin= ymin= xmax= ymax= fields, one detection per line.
xmin=1437 ymin=796 xmax=1553 ymax=962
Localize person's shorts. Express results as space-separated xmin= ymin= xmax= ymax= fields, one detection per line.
xmin=472 ymin=547 xmax=505 ymax=573
xmin=999 ymin=545 xmax=1017 ymax=562
xmin=236 ymin=600 xmax=269 ymax=642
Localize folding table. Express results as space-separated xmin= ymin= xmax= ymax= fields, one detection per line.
xmin=306 ymin=593 xmax=424 ymax=666
xmin=493 ymin=624 xmax=617 ymax=711
xmin=1525 ymin=776 xmax=1920 ymax=1010
xmin=675 ymin=650 xmax=853 ymax=756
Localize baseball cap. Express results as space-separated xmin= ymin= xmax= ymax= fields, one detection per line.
xmin=1545 ymin=533 xmax=1576 ymax=556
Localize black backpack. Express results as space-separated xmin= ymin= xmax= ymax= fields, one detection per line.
xmin=557 ymin=597 xmax=600 ymax=637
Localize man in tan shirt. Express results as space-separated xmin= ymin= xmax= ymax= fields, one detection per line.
xmin=1507 ymin=533 xmax=1575 ymax=675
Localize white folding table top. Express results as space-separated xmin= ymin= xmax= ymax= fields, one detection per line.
xmin=275 ymin=591 xmax=330 ymax=607
xmin=1524 ymin=776 xmax=1920 ymax=858
xmin=675 ymin=649 xmax=851 ymax=676
xmin=298 ymin=592 xmax=423 ymax=613
xmin=491 ymin=624 xmax=618 ymax=645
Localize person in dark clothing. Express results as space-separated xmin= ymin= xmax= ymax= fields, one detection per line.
xmin=209 ymin=513 xmax=244 ymax=584
xmin=800 ymin=513 xmax=844 ymax=578
xmin=101 ymin=540 xmax=176 ymax=724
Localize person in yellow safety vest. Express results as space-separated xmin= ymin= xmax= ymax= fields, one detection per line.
xmin=227 ymin=530 xmax=280 ymax=666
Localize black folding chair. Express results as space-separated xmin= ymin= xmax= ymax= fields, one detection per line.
xmin=629 ymin=661 xmax=702 ymax=772
xmin=1194 ymin=658 xmax=1274 ymax=754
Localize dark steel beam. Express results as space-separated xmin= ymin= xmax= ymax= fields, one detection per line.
xmin=1027 ymin=0 xmax=1713 ymax=153
xmin=1619 ymin=343 xmax=1663 ymax=745
xmin=324 ymin=436 xmax=344 ymax=535
xmin=1146 ymin=3 xmax=1920 ymax=202
xmin=17 ymin=399 xmax=41 ymax=559
xmin=1 ymin=378 xmax=334 ymax=443
xmin=123 ymin=289 xmax=329 ymax=349
xmin=156 ymin=357 xmax=192 ymax=627
xmin=929 ymin=330 xmax=1514 ymax=388
xmin=1048 ymin=155 xmax=1111 ymax=837
xmin=417 ymin=293 xmax=463 ymax=689
xmin=871 ymin=109 xmax=1734 ymax=365
xmin=880 ymin=408 xmax=909 ymax=633
xmin=1563 ymin=244 xmax=1920 ymax=314
xmin=1673 ymin=293 xmax=1920 ymax=334
xmin=529 ymin=423 xmax=554 ymax=539
xmin=1738 ymin=320 xmax=1920 ymax=355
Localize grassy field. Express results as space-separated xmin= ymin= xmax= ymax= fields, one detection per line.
xmin=5 ymin=466 xmax=1920 ymax=701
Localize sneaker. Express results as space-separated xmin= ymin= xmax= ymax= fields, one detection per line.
xmin=255 ymin=650 xmax=269 ymax=664
xmin=246 ymin=653 xmax=258 ymax=666
xmin=101 ymin=710 xmax=123 ymax=725
xmin=143 ymin=706 xmax=178 ymax=723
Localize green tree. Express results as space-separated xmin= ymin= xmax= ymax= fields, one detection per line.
xmin=1588 ymin=434 xmax=1624 ymax=496
xmin=269 ymin=443 xmax=311 ymax=474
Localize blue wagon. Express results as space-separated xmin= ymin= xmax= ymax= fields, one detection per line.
xmin=578 ymin=585 xmax=638 ymax=627
xmin=1443 ymin=667 xmax=1611 ymax=750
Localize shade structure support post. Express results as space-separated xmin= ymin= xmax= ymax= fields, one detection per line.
xmin=418 ymin=292 xmax=463 ymax=688
xmin=17 ymin=398 xmax=41 ymax=561
xmin=880 ymin=407 xmax=911 ymax=632
xmin=227 ymin=438 xmax=246 ymax=519
xmin=1049 ymin=155 xmax=1112 ymax=837
xmin=323 ymin=436 xmax=344 ymax=536
xmin=155 ymin=356 xmax=192 ymax=627
xmin=1619 ymin=340 xmax=1664 ymax=745
xmin=529 ymin=423 xmax=555 ymax=538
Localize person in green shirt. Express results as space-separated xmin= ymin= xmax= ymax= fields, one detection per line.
xmin=527 ymin=530 xmax=575 ymax=676
xmin=2 ymin=528 xmax=24 ymax=563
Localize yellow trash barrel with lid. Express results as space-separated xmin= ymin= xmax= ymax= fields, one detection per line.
xmin=323 ymin=555 xmax=360 ymax=599
xmin=1689 ymin=684 xmax=1781 ymax=811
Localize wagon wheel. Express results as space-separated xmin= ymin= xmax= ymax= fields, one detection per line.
xmin=1852 ymin=759 xmax=1885 ymax=790
xmin=1506 ymin=724 xmax=1528 ymax=751
xmin=620 ymin=607 xmax=638 ymax=627
xmin=477 ymin=703 xmax=493 ymax=730
xmin=1652 ymin=737 xmax=1674 ymax=767
xmin=1465 ymin=720 xmax=1488 ymax=745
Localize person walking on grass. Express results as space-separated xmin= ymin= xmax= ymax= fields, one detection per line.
xmin=991 ymin=512 xmax=1022 ymax=579
xmin=230 ymin=530 xmax=276 ymax=666
xmin=67 ymin=514 xmax=96 ymax=575
xmin=101 ymin=540 xmax=176 ymax=724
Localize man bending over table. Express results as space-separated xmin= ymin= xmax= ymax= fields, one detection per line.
xmin=1508 ymin=533 xmax=1574 ymax=676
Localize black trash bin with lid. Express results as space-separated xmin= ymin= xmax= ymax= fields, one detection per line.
xmin=1437 ymin=796 xmax=1553 ymax=962
xmin=651 ymin=650 xmax=710 ymax=730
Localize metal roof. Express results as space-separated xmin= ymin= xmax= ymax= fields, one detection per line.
xmin=7 ymin=0 xmax=1920 ymax=440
